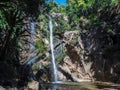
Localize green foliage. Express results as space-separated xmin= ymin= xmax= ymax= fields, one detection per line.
xmin=70 ymin=36 xmax=78 ymax=44
xmin=53 ymin=15 xmax=70 ymax=33
xmin=42 ymin=63 xmax=48 ymax=67
xmin=37 ymin=1 xmax=71 ymax=38
xmin=107 ymin=29 xmax=116 ymax=35
xmin=66 ymin=0 xmax=80 ymax=27
xmin=46 ymin=2 xmax=58 ymax=13
xmin=0 ymin=1 xmax=25 ymax=61
xmin=66 ymin=0 xmax=119 ymax=30
xmin=35 ymin=40 xmax=47 ymax=53
xmin=0 ymin=0 xmax=46 ymax=82
xmin=37 ymin=14 xmax=49 ymax=38
xmin=32 ymin=63 xmax=39 ymax=75
xmin=0 ymin=10 xmax=8 ymax=30
xmin=57 ymin=49 xmax=66 ymax=64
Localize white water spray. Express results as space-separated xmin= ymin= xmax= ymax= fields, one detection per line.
xmin=49 ymin=15 xmax=58 ymax=82
xmin=30 ymin=18 xmax=36 ymax=50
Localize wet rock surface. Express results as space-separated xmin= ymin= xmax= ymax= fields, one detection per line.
xmin=35 ymin=30 xmax=120 ymax=83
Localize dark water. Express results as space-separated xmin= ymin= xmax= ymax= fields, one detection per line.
xmin=39 ymin=81 xmax=120 ymax=90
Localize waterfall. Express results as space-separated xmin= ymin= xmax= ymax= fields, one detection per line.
xmin=30 ymin=17 xmax=36 ymax=50
xmin=26 ymin=17 xmax=38 ymax=65
xmin=49 ymin=15 xmax=58 ymax=82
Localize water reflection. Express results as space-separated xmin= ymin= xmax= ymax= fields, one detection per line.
xmin=39 ymin=81 xmax=120 ymax=90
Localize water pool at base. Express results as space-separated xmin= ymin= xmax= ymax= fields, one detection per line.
xmin=39 ymin=81 xmax=120 ymax=90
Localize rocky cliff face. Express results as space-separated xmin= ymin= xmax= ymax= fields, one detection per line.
xmin=23 ymin=28 xmax=120 ymax=84
xmin=79 ymin=29 xmax=120 ymax=83
xmin=19 ymin=16 xmax=120 ymax=83
xmin=56 ymin=29 xmax=120 ymax=83
xmin=57 ymin=31 xmax=94 ymax=82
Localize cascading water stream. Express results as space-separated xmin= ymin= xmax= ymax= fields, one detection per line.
xmin=26 ymin=17 xmax=39 ymax=65
xmin=30 ymin=17 xmax=36 ymax=50
xmin=49 ymin=15 xmax=58 ymax=82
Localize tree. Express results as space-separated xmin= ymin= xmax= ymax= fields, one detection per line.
xmin=0 ymin=0 xmax=46 ymax=82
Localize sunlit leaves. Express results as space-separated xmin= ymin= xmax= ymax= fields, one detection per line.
xmin=78 ymin=0 xmax=95 ymax=9
xmin=78 ymin=0 xmax=84 ymax=6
